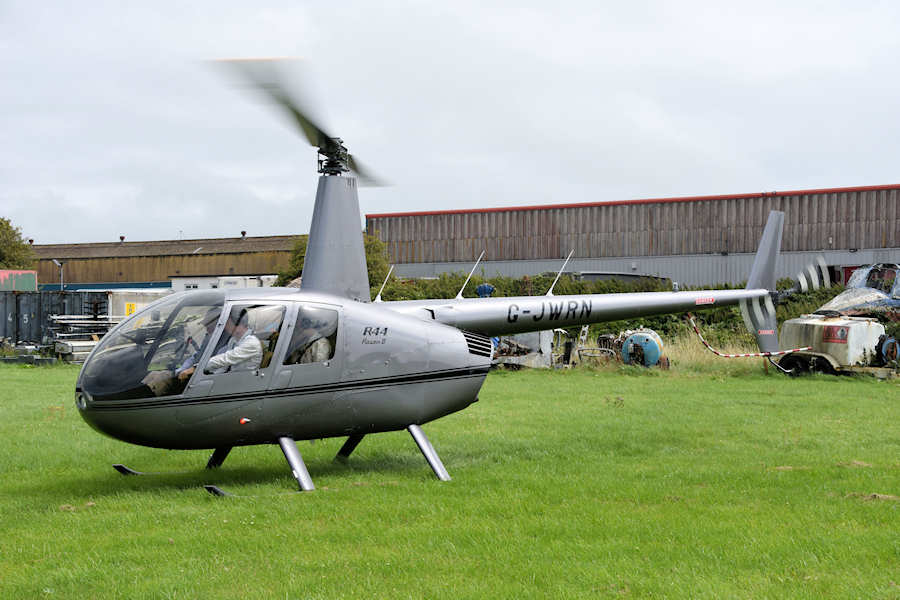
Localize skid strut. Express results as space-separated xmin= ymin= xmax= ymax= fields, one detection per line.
xmin=206 ymin=447 xmax=232 ymax=470
xmin=278 ymin=437 xmax=315 ymax=491
xmin=408 ymin=424 xmax=451 ymax=481
xmin=334 ymin=434 xmax=365 ymax=463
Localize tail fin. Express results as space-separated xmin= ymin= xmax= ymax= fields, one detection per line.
xmin=741 ymin=211 xmax=783 ymax=353
xmin=745 ymin=211 xmax=783 ymax=291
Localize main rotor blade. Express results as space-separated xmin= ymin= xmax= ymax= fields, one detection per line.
xmin=216 ymin=58 xmax=331 ymax=148
xmin=347 ymin=154 xmax=387 ymax=187
xmin=216 ymin=57 xmax=388 ymax=186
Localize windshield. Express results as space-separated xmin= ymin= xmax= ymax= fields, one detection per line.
xmin=80 ymin=291 xmax=225 ymax=401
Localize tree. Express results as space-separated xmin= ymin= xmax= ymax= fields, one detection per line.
xmin=274 ymin=232 xmax=390 ymax=295
xmin=274 ymin=235 xmax=308 ymax=286
xmin=364 ymin=232 xmax=389 ymax=290
xmin=0 ymin=217 xmax=35 ymax=269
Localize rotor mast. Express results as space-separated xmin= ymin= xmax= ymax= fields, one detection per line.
xmin=220 ymin=58 xmax=381 ymax=302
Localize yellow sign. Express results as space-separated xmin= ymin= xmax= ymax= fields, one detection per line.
xmin=126 ymin=302 xmax=137 ymax=315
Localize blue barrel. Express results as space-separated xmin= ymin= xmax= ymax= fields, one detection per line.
xmin=621 ymin=330 xmax=664 ymax=367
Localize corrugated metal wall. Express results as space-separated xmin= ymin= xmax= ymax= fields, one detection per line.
xmin=367 ymin=188 xmax=900 ymax=264
xmin=391 ymin=247 xmax=900 ymax=287
xmin=0 ymin=291 xmax=110 ymax=344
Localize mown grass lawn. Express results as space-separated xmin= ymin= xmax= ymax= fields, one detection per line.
xmin=0 ymin=363 xmax=897 ymax=599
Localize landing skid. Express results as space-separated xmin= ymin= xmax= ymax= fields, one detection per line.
xmin=335 ymin=427 xmax=450 ymax=481
xmin=113 ymin=463 xmax=149 ymax=476
xmin=113 ymin=446 xmax=234 ymax=477
xmin=206 ymin=437 xmax=315 ymax=497
xmin=204 ymin=485 xmax=231 ymax=497
xmin=124 ymin=429 xmax=451 ymax=496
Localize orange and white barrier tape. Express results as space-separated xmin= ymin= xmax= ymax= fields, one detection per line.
xmin=686 ymin=313 xmax=811 ymax=358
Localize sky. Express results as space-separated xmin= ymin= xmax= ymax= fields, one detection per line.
xmin=2 ymin=1 xmax=899 ymax=244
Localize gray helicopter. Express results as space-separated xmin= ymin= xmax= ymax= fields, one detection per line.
xmin=75 ymin=60 xmax=788 ymax=494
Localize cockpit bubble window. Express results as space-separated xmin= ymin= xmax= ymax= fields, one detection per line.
xmin=80 ymin=291 xmax=225 ymax=401
xmin=850 ymin=265 xmax=899 ymax=296
xmin=202 ymin=304 xmax=286 ymax=374
xmin=283 ymin=306 xmax=338 ymax=365
xmin=865 ymin=267 xmax=896 ymax=295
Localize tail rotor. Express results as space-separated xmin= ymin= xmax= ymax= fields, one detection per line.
xmin=796 ymin=256 xmax=831 ymax=293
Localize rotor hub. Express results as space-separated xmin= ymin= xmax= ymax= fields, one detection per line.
xmin=318 ymin=138 xmax=350 ymax=176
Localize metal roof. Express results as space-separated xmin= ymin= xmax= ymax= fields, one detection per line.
xmin=32 ymin=235 xmax=299 ymax=260
xmin=366 ymin=183 xmax=900 ymax=219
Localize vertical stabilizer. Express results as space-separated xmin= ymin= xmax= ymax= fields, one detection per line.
xmin=745 ymin=211 xmax=783 ymax=292
xmin=742 ymin=210 xmax=784 ymax=353
xmin=301 ymin=176 xmax=370 ymax=302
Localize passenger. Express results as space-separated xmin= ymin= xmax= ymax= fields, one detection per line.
xmin=203 ymin=308 xmax=263 ymax=374
xmin=299 ymin=327 xmax=331 ymax=363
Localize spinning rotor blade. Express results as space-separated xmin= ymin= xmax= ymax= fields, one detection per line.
xmin=740 ymin=295 xmax=779 ymax=353
xmin=741 ymin=256 xmax=832 ymax=354
xmin=217 ymin=58 xmax=386 ymax=185
xmin=217 ymin=58 xmax=331 ymax=147
xmin=347 ymin=154 xmax=387 ymax=187
xmin=796 ymin=256 xmax=831 ymax=292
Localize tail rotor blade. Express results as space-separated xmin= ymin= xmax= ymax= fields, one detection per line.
xmin=741 ymin=295 xmax=779 ymax=353
xmin=816 ymin=256 xmax=831 ymax=289
xmin=806 ymin=263 xmax=821 ymax=291
xmin=794 ymin=255 xmax=831 ymax=294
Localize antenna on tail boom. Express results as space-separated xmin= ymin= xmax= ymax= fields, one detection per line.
xmin=456 ymin=251 xmax=485 ymax=299
xmin=546 ymin=250 xmax=575 ymax=297
xmin=374 ymin=265 xmax=394 ymax=303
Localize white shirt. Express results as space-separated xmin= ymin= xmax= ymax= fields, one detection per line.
xmin=205 ymin=329 xmax=262 ymax=374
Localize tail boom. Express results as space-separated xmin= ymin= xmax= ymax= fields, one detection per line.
xmin=387 ymin=288 xmax=769 ymax=336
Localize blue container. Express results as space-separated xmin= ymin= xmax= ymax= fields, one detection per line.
xmin=621 ymin=330 xmax=664 ymax=367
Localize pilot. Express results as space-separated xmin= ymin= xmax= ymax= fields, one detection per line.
xmin=203 ymin=308 xmax=263 ymax=374
xmin=176 ymin=307 xmax=222 ymax=381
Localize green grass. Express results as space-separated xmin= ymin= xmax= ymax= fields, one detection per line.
xmin=0 ymin=363 xmax=898 ymax=599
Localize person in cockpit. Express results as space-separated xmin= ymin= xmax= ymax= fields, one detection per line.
xmin=176 ymin=307 xmax=221 ymax=381
xmin=203 ymin=308 xmax=263 ymax=374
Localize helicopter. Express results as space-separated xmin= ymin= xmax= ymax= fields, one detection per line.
xmin=75 ymin=59 xmax=793 ymax=495
xmin=813 ymin=263 xmax=899 ymax=320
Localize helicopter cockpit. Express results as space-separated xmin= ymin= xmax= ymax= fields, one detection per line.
xmin=80 ymin=291 xmax=227 ymax=401
xmin=79 ymin=291 xmax=341 ymax=403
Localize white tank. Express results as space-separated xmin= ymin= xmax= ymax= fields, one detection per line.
xmin=781 ymin=314 xmax=885 ymax=367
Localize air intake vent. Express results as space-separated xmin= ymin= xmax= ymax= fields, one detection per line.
xmin=462 ymin=331 xmax=493 ymax=358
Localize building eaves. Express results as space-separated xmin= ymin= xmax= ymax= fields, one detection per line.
xmin=32 ymin=235 xmax=300 ymax=260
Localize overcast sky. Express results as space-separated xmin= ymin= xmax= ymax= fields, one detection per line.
xmin=3 ymin=1 xmax=899 ymax=244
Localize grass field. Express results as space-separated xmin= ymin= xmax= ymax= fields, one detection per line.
xmin=0 ymin=363 xmax=898 ymax=599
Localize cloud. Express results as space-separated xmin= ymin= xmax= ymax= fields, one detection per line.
xmin=2 ymin=1 xmax=899 ymax=242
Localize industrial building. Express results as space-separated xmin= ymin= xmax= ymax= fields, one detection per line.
xmin=366 ymin=184 xmax=900 ymax=286
xmin=31 ymin=234 xmax=296 ymax=290
xmin=21 ymin=184 xmax=900 ymax=292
